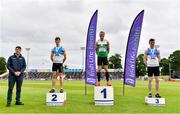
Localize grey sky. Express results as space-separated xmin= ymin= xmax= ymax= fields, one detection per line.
xmin=0 ymin=0 xmax=180 ymax=69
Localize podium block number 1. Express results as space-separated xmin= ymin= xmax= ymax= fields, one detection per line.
xmin=101 ymin=88 xmax=107 ymax=98
xmin=52 ymin=94 xmax=57 ymax=101
xmin=94 ymin=86 xmax=114 ymax=105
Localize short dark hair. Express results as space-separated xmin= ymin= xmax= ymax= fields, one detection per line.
xmin=55 ymin=37 xmax=61 ymax=41
xmin=15 ymin=46 xmax=21 ymax=50
xmin=149 ymin=38 xmax=155 ymax=43
xmin=99 ymin=31 xmax=105 ymax=34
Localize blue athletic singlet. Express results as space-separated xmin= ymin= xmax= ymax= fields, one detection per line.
xmin=147 ymin=48 xmax=159 ymax=67
xmin=52 ymin=46 xmax=64 ymax=63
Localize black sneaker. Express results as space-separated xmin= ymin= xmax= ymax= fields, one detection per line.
xmin=6 ymin=103 xmax=11 ymax=107
xmin=60 ymin=88 xmax=63 ymax=93
xmin=15 ymin=102 xmax=24 ymax=105
xmin=155 ymin=93 xmax=161 ymax=98
xmin=49 ymin=88 xmax=55 ymax=93
xmin=148 ymin=93 xmax=152 ymax=98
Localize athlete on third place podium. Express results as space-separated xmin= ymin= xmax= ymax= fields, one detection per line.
xmin=144 ymin=38 xmax=161 ymax=98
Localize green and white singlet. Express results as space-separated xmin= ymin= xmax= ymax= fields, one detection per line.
xmin=97 ymin=39 xmax=108 ymax=57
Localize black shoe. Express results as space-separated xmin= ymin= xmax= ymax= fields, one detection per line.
xmin=15 ymin=102 xmax=24 ymax=105
xmin=6 ymin=103 xmax=11 ymax=107
xmin=148 ymin=93 xmax=152 ymax=98
xmin=60 ymin=88 xmax=63 ymax=93
xmin=155 ymin=93 xmax=161 ymax=98
xmin=49 ymin=88 xmax=55 ymax=93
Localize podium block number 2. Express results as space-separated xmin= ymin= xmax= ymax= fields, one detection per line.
xmin=52 ymin=94 xmax=57 ymax=101
xmin=101 ymin=88 xmax=107 ymax=98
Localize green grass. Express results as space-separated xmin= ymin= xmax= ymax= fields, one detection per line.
xmin=0 ymin=80 xmax=180 ymax=114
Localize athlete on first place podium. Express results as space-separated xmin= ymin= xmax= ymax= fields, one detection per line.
xmin=96 ymin=31 xmax=111 ymax=86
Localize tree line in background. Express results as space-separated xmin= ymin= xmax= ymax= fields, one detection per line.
xmin=136 ymin=50 xmax=180 ymax=78
xmin=0 ymin=57 xmax=7 ymax=74
xmin=108 ymin=53 xmax=122 ymax=69
xmin=0 ymin=50 xmax=180 ymax=78
xmin=108 ymin=50 xmax=180 ymax=78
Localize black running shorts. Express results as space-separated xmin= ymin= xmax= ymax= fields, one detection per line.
xmin=97 ymin=56 xmax=108 ymax=66
xmin=147 ymin=67 xmax=160 ymax=77
xmin=52 ymin=63 xmax=63 ymax=73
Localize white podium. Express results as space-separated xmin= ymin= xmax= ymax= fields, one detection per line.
xmin=145 ymin=97 xmax=165 ymax=106
xmin=46 ymin=92 xmax=66 ymax=106
xmin=94 ymin=86 xmax=114 ymax=105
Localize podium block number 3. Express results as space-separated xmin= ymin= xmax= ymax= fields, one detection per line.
xmin=101 ymin=88 xmax=107 ymax=98
xmin=52 ymin=94 xmax=57 ymax=101
xmin=155 ymin=99 xmax=159 ymax=104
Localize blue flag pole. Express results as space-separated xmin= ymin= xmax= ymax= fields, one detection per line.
xmin=123 ymin=10 xmax=144 ymax=96
xmin=85 ymin=10 xmax=98 ymax=96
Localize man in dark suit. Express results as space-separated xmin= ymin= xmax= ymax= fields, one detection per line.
xmin=6 ymin=46 xmax=26 ymax=107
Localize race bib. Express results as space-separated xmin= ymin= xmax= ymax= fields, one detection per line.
xmin=147 ymin=56 xmax=159 ymax=67
xmin=99 ymin=47 xmax=106 ymax=52
xmin=53 ymin=54 xmax=64 ymax=63
xmin=55 ymin=53 xmax=60 ymax=56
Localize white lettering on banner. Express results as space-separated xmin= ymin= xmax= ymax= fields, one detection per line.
xmin=125 ymin=27 xmax=141 ymax=85
xmin=133 ymin=27 xmax=141 ymax=47
xmin=88 ymin=51 xmax=96 ymax=78
xmin=89 ymin=26 xmax=95 ymax=50
xmin=87 ymin=78 xmax=96 ymax=83
xmin=88 ymin=51 xmax=94 ymax=63
xmin=125 ymin=79 xmax=135 ymax=84
xmin=127 ymin=50 xmax=136 ymax=80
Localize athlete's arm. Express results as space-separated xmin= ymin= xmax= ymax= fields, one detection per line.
xmin=144 ymin=50 xmax=147 ymax=64
xmin=158 ymin=50 xmax=161 ymax=62
xmin=63 ymin=49 xmax=67 ymax=63
xmin=7 ymin=56 xmax=15 ymax=74
xmin=50 ymin=50 xmax=53 ymax=62
xmin=107 ymin=41 xmax=110 ymax=53
xmin=96 ymin=42 xmax=98 ymax=54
